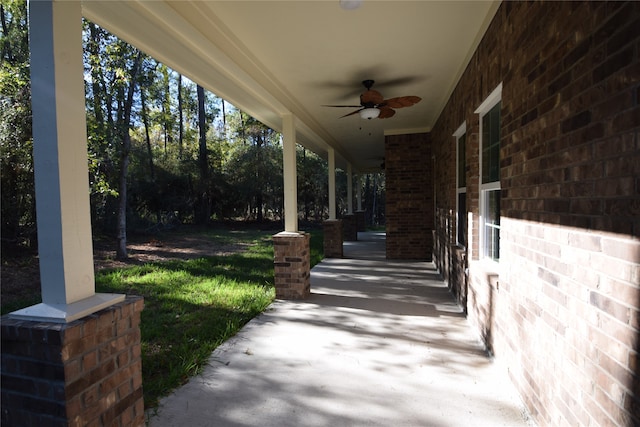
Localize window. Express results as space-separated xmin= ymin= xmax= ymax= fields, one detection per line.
xmin=475 ymin=84 xmax=502 ymax=261
xmin=454 ymin=122 xmax=467 ymax=247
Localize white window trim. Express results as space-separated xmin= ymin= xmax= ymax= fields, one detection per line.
xmin=453 ymin=121 xmax=467 ymax=139
xmin=474 ymin=83 xmax=503 ymax=115
xmin=454 ymin=122 xmax=466 ymax=247
xmin=476 ymin=83 xmax=502 ymax=264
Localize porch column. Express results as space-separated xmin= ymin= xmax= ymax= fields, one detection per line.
xmin=343 ymin=164 xmax=357 ymax=241
xmin=323 ymin=147 xmax=343 ymax=256
xmin=273 ymin=113 xmax=310 ymax=299
xmin=328 ymin=147 xmax=336 ymax=220
xmin=346 ymin=163 xmax=353 ymax=214
xmin=356 ymin=174 xmax=362 ymax=211
xmin=1 ymin=3 xmax=144 ymax=426
xmin=11 ymin=0 xmax=123 ymax=323
xmin=281 ymin=113 xmax=298 ymax=232
xmin=356 ymin=174 xmax=366 ymax=231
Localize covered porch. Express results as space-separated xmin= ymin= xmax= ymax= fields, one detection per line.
xmin=3 ymin=1 xmax=638 ymax=425
xmin=148 ymin=232 xmax=532 ymax=426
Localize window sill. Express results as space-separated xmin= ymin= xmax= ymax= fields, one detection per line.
xmin=470 ymin=258 xmax=500 ymax=289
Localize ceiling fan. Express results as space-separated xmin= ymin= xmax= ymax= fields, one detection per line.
xmin=323 ymin=79 xmax=421 ymax=119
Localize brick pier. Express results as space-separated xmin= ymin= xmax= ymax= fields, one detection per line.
xmin=1 ymin=296 xmax=145 ymax=427
xmin=342 ymin=214 xmax=358 ymax=241
xmin=323 ymin=220 xmax=343 ymax=258
xmin=273 ymin=232 xmax=311 ymax=299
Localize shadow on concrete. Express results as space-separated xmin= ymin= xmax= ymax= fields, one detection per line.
xmin=148 ymin=232 xmax=533 ymax=427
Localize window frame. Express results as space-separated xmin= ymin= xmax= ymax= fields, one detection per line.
xmin=454 ymin=122 xmax=467 ymax=248
xmin=475 ymin=83 xmax=502 ymax=262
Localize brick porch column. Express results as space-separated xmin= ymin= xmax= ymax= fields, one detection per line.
xmin=343 ymin=214 xmax=358 ymax=241
xmin=273 ymin=232 xmax=311 ymax=299
xmin=355 ymin=210 xmax=366 ymax=232
xmin=323 ymin=219 xmax=343 ymax=258
xmin=1 ymin=296 xmax=145 ymax=426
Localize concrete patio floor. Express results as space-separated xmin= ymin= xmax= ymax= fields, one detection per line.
xmin=148 ymin=232 xmax=534 ymax=427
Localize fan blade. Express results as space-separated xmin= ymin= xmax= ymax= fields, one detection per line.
xmin=361 ymin=89 xmax=384 ymax=105
xmin=382 ymin=96 xmax=422 ymax=108
xmin=322 ymin=104 xmax=362 ymax=108
xmin=378 ymin=107 xmax=396 ymax=119
xmin=340 ymin=109 xmax=364 ymax=118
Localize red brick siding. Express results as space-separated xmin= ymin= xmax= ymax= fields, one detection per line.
xmin=430 ymin=1 xmax=640 ymax=426
xmin=322 ymin=220 xmax=344 ymax=258
xmin=1 ymin=296 xmax=145 ymax=427
xmin=385 ymin=133 xmax=433 ymax=260
xmin=273 ymin=231 xmax=311 ymax=299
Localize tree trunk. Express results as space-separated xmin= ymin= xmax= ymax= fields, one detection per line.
xmin=116 ymin=51 xmax=143 ymax=260
xmin=221 ymin=99 xmax=227 ymax=138
xmin=87 ymin=23 xmax=105 ymax=133
xmin=240 ymin=112 xmax=247 ymax=145
xmin=177 ymin=73 xmax=184 ymax=158
xmin=162 ymin=66 xmax=172 ymax=156
xmin=1 ymin=5 xmax=13 ymax=62
xmin=0 ymin=4 xmax=14 ymax=64
xmin=140 ymin=88 xmax=155 ymax=179
xmin=256 ymin=133 xmax=263 ymax=223
xmin=195 ymin=84 xmax=210 ymax=224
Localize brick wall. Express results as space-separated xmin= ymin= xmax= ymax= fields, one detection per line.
xmin=385 ymin=133 xmax=433 ymax=260
xmin=429 ymin=1 xmax=640 ymax=426
xmin=1 ymin=296 xmax=145 ymax=426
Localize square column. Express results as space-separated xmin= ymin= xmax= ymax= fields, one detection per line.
xmin=281 ymin=114 xmax=298 ymax=232
xmin=343 ymin=214 xmax=358 ymax=241
xmin=323 ymin=220 xmax=343 ymax=258
xmin=328 ymin=148 xmax=336 ymax=220
xmin=273 ymin=232 xmax=311 ymax=299
xmin=14 ymin=0 xmax=124 ymax=323
xmin=355 ymin=210 xmax=366 ymax=232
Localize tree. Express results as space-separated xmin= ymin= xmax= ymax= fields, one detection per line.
xmin=177 ymin=73 xmax=184 ymax=158
xmin=0 ymin=0 xmax=34 ymax=249
xmin=115 ymin=50 xmax=143 ymax=259
xmin=194 ymin=84 xmax=210 ymax=223
xmin=224 ymin=111 xmax=283 ymax=221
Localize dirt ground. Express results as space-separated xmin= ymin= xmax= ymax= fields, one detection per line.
xmin=1 ymin=229 xmax=249 ymax=308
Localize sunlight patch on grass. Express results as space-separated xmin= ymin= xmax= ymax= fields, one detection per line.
xmin=96 ymin=247 xmax=274 ymax=407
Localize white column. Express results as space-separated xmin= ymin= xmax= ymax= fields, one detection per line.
xmin=328 ymin=148 xmax=336 ymax=220
xmin=282 ymin=113 xmax=298 ymax=232
xmin=356 ymin=174 xmax=363 ymax=211
xmin=347 ymin=163 xmax=353 ymax=214
xmin=11 ymin=0 xmax=123 ymax=323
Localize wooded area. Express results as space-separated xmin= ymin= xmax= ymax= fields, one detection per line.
xmin=0 ymin=1 xmax=386 ymax=257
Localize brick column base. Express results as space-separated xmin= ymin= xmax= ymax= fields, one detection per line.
xmin=323 ymin=219 xmax=343 ymax=258
xmin=343 ymin=214 xmax=358 ymax=241
xmin=355 ymin=210 xmax=366 ymax=232
xmin=273 ymin=232 xmax=311 ymax=299
xmin=1 ymin=296 xmax=145 ymax=427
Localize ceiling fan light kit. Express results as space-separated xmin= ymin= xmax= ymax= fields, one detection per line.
xmin=339 ymin=0 xmax=363 ymax=11
xmin=360 ymin=107 xmax=380 ymax=120
xmin=323 ymin=79 xmax=421 ymax=120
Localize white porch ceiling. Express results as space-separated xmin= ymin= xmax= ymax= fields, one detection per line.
xmin=82 ymin=0 xmax=499 ymax=172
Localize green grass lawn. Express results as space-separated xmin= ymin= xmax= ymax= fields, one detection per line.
xmin=95 ymin=228 xmax=323 ymax=408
